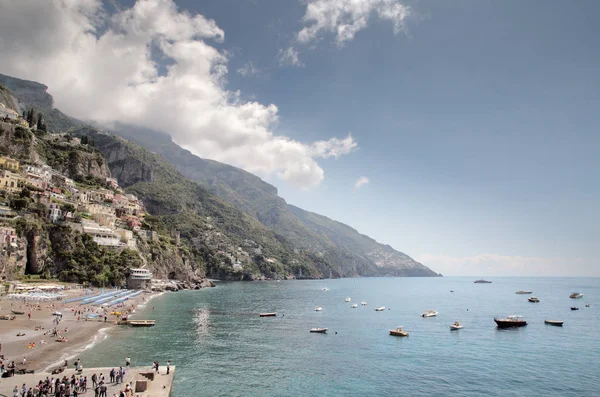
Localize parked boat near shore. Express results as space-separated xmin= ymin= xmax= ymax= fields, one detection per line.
xmin=129 ymin=320 xmax=155 ymax=327
xmin=544 ymin=320 xmax=564 ymax=326
xmin=389 ymin=326 xmax=408 ymax=337
xmin=494 ymin=315 xmax=527 ymax=328
xmin=421 ymin=310 xmax=438 ymax=318
xmin=259 ymin=313 xmax=277 ymax=317
xmin=11 ymin=310 xmax=25 ymax=315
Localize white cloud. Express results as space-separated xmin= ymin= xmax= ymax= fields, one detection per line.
xmin=415 ymin=253 xmax=589 ymax=277
xmin=354 ymin=176 xmax=369 ymax=189
xmin=278 ymin=47 xmax=304 ymax=67
xmin=0 ymin=0 xmax=355 ymax=189
xmin=236 ymin=61 xmax=260 ymax=76
xmin=297 ymin=0 xmax=410 ymax=46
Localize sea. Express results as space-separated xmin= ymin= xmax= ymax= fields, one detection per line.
xmin=79 ymin=277 xmax=600 ymax=396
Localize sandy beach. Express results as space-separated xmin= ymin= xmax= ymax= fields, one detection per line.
xmin=0 ymin=287 xmax=159 ymax=373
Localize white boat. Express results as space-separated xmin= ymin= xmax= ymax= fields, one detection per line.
xmin=516 ymin=290 xmax=533 ymax=294
xmin=314 ymin=306 xmax=323 ymax=311
xmin=345 ymin=297 xmax=351 ymax=302
xmin=322 ymin=288 xmax=329 ymax=291
xmin=421 ymin=310 xmax=438 ymax=318
xmin=351 ymin=304 xmax=358 ymax=308
xmin=450 ymin=322 xmax=463 ymax=330
xmin=310 ymin=328 xmax=328 ymax=333
xmin=361 ymin=301 xmax=367 ymax=306
xmin=375 ymin=306 xmax=385 ymax=311
xmin=569 ymin=292 xmax=583 ymax=299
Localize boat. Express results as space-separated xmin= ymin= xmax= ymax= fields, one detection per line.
xmin=569 ymin=293 xmax=583 ymax=299
xmin=516 ymin=290 xmax=533 ymax=294
xmin=450 ymin=322 xmax=463 ymax=330
xmin=52 ymin=311 xmax=62 ymax=316
xmin=389 ymin=326 xmax=409 ymax=337
xmin=11 ymin=310 xmax=25 ymax=315
xmin=474 ymin=279 xmax=492 ymax=284
xmin=494 ymin=315 xmax=527 ymax=328
xmin=570 ymin=307 xmax=579 ymax=311
xmin=421 ymin=310 xmax=438 ymax=318
xmin=544 ymin=320 xmax=564 ymax=326
xmin=0 ymin=315 xmax=16 ymax=320
xmin=310 ymin=328 xmax=328 ymax=333
xmin=314 ymin=306 xmax=323 ymax=311
xmin=528 ymin=297 xmax=540 ymax=303
xmin=345 ymin=297 xmax=351 ymax=302
xmin=351 ymin=304 xmax=358 ymax=308
xmin=375 ymin=306 xmax=385 ymax=311
xmin=129 ymin=320 xmax=155 ymax=327
xmin=585 ymin=304 xmax=590 ymax=307
xmin=361 ymin=301 xmax=367 ymax=306
xmin=322 ymin=288 xmax=329 ymax=291
xmin=259 ymin=313 xmax=277 ymax=317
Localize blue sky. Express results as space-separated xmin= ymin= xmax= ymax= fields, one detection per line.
xmin=0 ymin=0 xmax=597 ymax=276
xmin=202 ymin=0 xmax=599 ymax=276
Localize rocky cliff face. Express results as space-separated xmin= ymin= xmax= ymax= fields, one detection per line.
xmin=0 ymin=122 xmax=43 ymax=163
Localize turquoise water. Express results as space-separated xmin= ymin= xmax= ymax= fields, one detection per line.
xmin=79 ymin=277 xmax=600 ymax=396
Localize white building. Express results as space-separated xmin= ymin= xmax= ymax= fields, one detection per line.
xmin=46 ymin=203 xmax=62 ymax=223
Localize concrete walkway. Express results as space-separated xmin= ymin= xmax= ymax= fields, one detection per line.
xmin=0 ymin=366 xmax=175 ymax=397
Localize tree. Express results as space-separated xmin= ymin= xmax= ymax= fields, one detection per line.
xmin=36 ymin=113 xmax=46 ymax=132
xmin=61 ymin=203 xmax=76 ymax=213
xmin=81 ymin=135 xmax=89 ymax=145
xmin=27 ymin=108 xmax=34 ymax=127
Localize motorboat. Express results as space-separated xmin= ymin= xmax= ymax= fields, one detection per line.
xmin=129 ymin=320 xmax=155 ymax=327
xmin=516 ymin=290 xmax=533 ymax=294
xmin=421 ymin=310 xmax=438 ymax=318
xmin=528 ymin=297 xmax=540 ymax=303
xmin=375 ymin=306 xmax=386 ymax=311
xmin=345 ymin=297 xmax=351 ymax=302
xmin=570 ymin=307 xmax=579 ymax=311
xmin=494 ymin=315 xmax=527 ymax=328
xmin=474 ymin=279 xmax=492 ymax=284
xmin=322 ymin=288 xmax=329 ymax=291
xmin=585 ymin=304 xmax=590 ymax=307
xmin=569 ymin=293 xmax=583 ymax=299
xmin=314 ymin=306 xmax=323 ymax=311
xmin=389 ymin=326 xmax=409 ymax=337
xmin=259 ymin=312 xmax=277 ymax=317
xmin=52 ymin=311 xmax=63 ymax=316
xmin=544 ymin=320 xmax=564 ymax=326
xmin=310 ymin=328 xmax=328 ymax=333
xmin=11 ymin=310 xmax=25 ymax=315
xmin=351 ymin=304 xmax=358 ymax=308
xmin=361 ymin=301 xmax=367 ymax=306
xmin=450 ymin=322 xmax=463 ymax=330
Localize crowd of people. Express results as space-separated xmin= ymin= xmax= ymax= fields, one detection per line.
xmin=8 ymin=359 xmax=138 ymax=397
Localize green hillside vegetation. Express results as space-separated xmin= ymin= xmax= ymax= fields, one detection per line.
xmin=71 ymin=126 xmax=326 ymax=279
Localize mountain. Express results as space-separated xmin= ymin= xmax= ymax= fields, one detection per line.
xmin=107 ymin=125 xmax=439 ymax=278
xmin=0 ymin=72 xmax=439 ymax=278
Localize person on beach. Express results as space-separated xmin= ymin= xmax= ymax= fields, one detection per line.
xmin=13 ymin=385 xmax=18 ymax=397
xmin=167 ymin=360 xmax=171 ymax=375
xmin=110 ymin=368 xmax=115 ymax=383
xmin=92 ymin=373 xmax=97 ymax=388
xmin=22 ymin=357 xmax=26 ymax=366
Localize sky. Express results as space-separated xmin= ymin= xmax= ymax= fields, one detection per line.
xmin=0 ymin=0 xmax=598 ymax=276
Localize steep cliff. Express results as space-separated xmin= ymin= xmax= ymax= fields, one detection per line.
xmin=71 ymin=126 xmax=327 ymax=280
xmin=110 ymin=124 xmax=439 ymax=277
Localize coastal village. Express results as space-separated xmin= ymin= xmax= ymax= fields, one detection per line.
xmin=0 ymin=109 xmax=183 ymax=291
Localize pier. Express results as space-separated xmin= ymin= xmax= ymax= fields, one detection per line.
xmin=0 ymin=366 xmax=175 ymax=397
